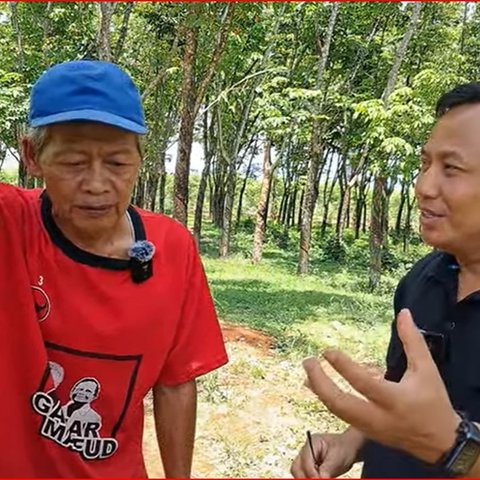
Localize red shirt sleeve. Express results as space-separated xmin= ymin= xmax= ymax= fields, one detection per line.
xmin=157 ymin=235 xmax=228 ymax=386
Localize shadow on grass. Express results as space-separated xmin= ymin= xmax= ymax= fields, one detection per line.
xmin=210 ymin=278 xmax=389 ymax=336
xmin=260 ymin=249 xmax=298 ymax=270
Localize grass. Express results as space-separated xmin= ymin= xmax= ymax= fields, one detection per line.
xmin=198 ymin=222 xmax=426 ymax=366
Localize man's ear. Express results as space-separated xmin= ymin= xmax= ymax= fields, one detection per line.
xmin=21 ymin=137 xmax=43 ymax=178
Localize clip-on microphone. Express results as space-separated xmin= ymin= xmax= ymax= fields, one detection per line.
xmin=128 ymin=240 xmax=155 ymax=284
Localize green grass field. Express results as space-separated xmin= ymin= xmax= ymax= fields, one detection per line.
xmin=200 ymin=223 xmax=430 ymax=367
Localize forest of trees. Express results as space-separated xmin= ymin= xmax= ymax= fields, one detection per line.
xmin=0 ymin=2 xmax=478 ymax=289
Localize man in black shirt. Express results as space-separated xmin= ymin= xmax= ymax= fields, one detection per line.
xmin=291 ymin=84 xmax=480 ymax=478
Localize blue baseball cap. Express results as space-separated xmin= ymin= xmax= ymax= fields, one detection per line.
xmin=29 ymin=60 xmax=147 ymax=134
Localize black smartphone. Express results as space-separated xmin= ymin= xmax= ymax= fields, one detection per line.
xmin=419 ymin=329 xmax=448 ymax=366
xmin=385 ymin=328 xmax=447 ymax=382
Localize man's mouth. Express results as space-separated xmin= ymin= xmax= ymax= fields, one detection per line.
xmin=420 ymin=208 xmax=445 ymax=220
xmin=76 ymin=205 xmax=112 ymax=215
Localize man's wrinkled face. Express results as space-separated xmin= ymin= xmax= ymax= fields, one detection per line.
xmin=26 ymin=122 xmax=141 ymax=238
xmin=415 ymin=104 xmax=480 ymax=257
xmin=71 ymin=380 xmax=99 ymax=403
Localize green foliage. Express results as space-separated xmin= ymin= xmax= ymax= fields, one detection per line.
xmin=0 ymin=169 xmax=16 ymax=184
xmin=320 ymin=234 xmax=348 ymax=263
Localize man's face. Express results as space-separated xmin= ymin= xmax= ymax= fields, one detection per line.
xmin=71 ymin=380 xmax=98 ymax=403
xmin=415 ymin=104 xmax=480 ymax=256
xmin=30 ymin=122 xmax=141 ymax=238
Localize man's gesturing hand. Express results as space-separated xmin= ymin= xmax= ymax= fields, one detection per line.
xmin=304 ymin=309 xmax=460 ymax=465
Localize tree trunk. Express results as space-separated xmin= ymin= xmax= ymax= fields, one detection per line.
xmin=267 ymin=174 xmax=277 ymax=223
xmin=217 ymin=35 xmax=276 ymax=256
xmin=383 ymin=181 xmax=393 ymax=248
xmin=218 ymin=125 xmax=260 ymax=258
xmin=381 ymin=3 xmax=422 ymax=105
xmin=459 ymin=2 xmax=469 ymax=54
xmin=158 ymin=149 xmax=167 ymax=213
xmin=158 ymin=164 xmax=167 ymax=213
xmin=173 ymin=21 xmax=197 ymax=226
xmin=193 ymin=105 xmax=214 ymax=245
xmin=298 ymin=2 xmax=340 ymax=274
xmin=355 ymin=171 xmax=370 ymax=238
xmin=252 ymin=140 xmax=273 ymax=264
xmin=320 ymin=150 xmax=334 ymax=235
xmin=113 ymin=2 xmax=134 ymax=61
xmin=235 ymin=143 xmax=256 ymax=229
xmin=351 ymin=185 xmax=358 ymax=231
xmin=337 ymin=186 xmax=350 ymax=240
xmin=346 ymin=192 xmax=351 ymax=231
xmin=395 ymin=180 xmax=407 ymax=235
xmin=288 ymin=187 xmax=297 ymax=228
xmin=369 ymin=174 xmax=386 ymax=290
xmin=173 ymin=4 xmax=236 ymax=225
xmin=338 ymin=146 xmax=368 ymax=239
xmin=278 ymin=184 xmax=288 ymax=225
xmin=134 ymin=174 xmax=146 ymax=208
xmin=194 ymin=107 xmax=217 ymax=246
xmin=362 ymin=199 xmax=368 ymax=234
xmin=98 ymin=2 xmax=113 ymax=61
xmin=41 ymin=2 xmax=53 ymax=61
xmin=212 ymin=170 xmax=226 ymax=229
xmin=297 ymin=188 xmax=305 ymax=230
xmin=9 ymin=2 xmax=29 ymax=187
xmin=193 ymin=153 xmax=212 ymax=246
xmin=18 ymin=161 xmax=28 ymax=188
xmin=219 ymin=165 xmax=237 ymax=257
xmin=10 ymin=3 xmax=24 ymax=71
xmin=335 ymin=156 xmax=347 ymax=239
xmin=368 ymin=1 xmax=422 ymax=290
xmin=402 ymin=176 xmax=416 ymax=252
xmin=321 ymin=166 xmax=339 ymax=236
xmin=148 ymin=171 xmax=159 ymax=212
xmin=355 ymin=188 xmax=363 ymax=239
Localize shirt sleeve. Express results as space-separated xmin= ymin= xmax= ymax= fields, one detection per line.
xmin=0 ymin=183 xmax=26 ymax=249
xmin=157 ymin=235 xmax=228 ymax=386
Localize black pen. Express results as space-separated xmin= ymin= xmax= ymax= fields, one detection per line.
xmin=306 ymin=430 xmax=319 ymax=468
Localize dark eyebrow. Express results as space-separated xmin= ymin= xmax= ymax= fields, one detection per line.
xmin=438 ymin=149 xmax=464 ymax=163
xmin=421 ymin=146 xmax=464 ymax=163
xmin=52 ymin=146 xmax=87 ymax=156
xmin=106 ymin=147 xmax=136 ymax=155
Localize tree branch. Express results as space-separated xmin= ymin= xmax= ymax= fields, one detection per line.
xmin=113 ymin=2 xmax=134 ymax=61
xmin=193 ymin=3 xmax=236 ymax=118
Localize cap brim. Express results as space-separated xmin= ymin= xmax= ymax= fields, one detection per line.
xmin=30 ymin=109 xmax=147 ymax=134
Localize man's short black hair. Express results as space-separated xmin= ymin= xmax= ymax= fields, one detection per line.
xmin=436 ymin=82 xmax=480 ymax=118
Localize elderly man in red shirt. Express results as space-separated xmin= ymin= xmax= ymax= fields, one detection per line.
xmin=0 ymin=60 xmax=227 ymax=477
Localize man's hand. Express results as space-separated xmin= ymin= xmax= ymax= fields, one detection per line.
xmin=291 ymin=428 xmax=365 ymax=478
xmin=303 ymin=309 xmax=460 ymax=465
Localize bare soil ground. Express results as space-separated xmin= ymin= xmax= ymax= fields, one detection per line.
xmin=142 ymin=323 xmax=365 ymax=478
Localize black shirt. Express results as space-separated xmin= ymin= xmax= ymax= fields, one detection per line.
xmin=362 ymin=251 xmax=480 ymax=478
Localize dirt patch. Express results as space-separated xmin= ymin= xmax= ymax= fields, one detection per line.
xmin=221 ymin=322 xmax=275 ymax=353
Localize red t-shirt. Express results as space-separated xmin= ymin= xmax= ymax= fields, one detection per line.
xmin=0 ymin=183 xmax=228 ymax=477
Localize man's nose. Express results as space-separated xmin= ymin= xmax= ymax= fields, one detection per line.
xmin=415 ymin=165 xmax=441 ymax=200
xmin=82 ymin=162 xmax=110 ymax=194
